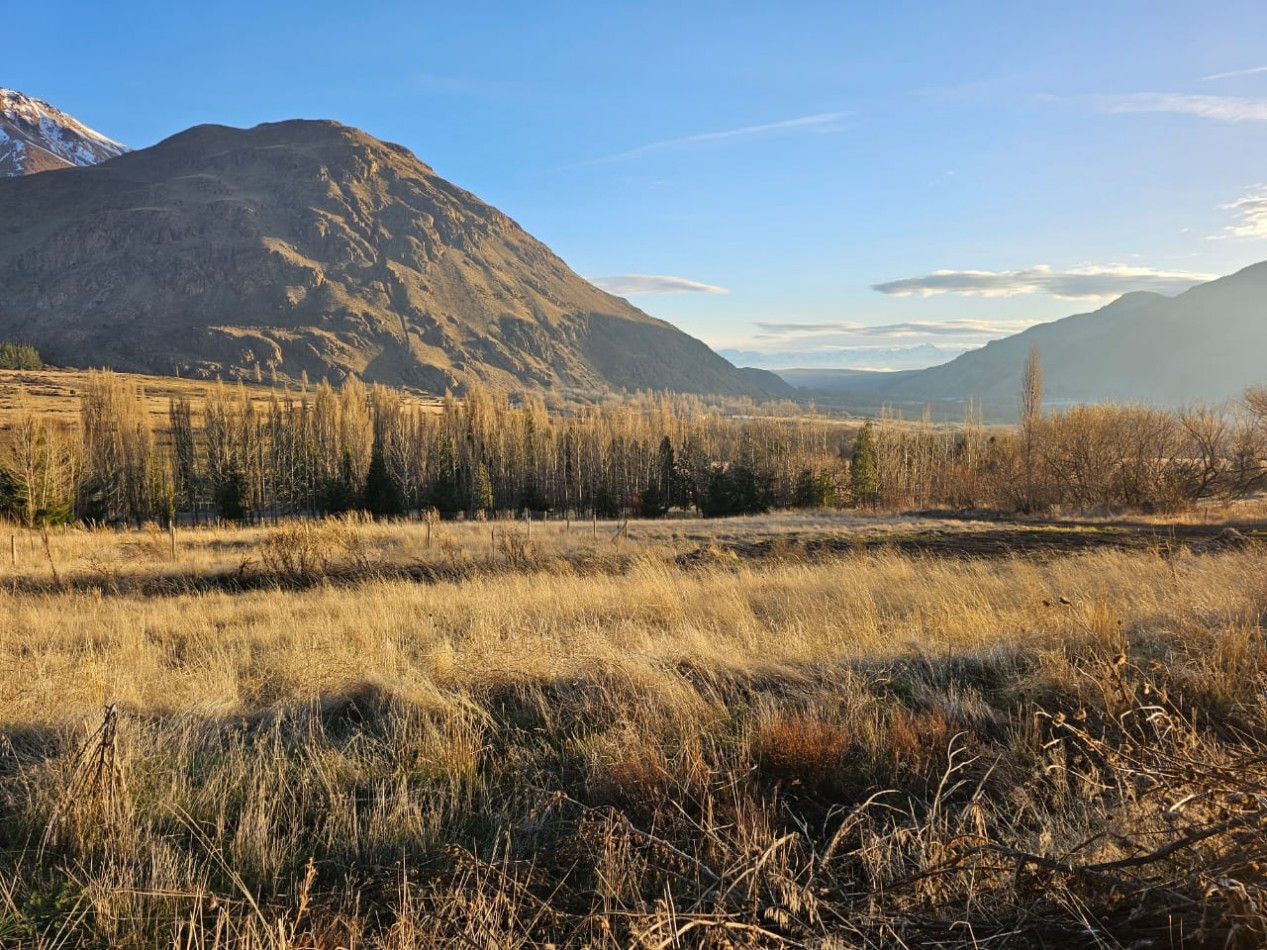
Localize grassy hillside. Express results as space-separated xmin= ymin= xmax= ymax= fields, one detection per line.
xmin=0 ymin=367 xmax=443 ymax=434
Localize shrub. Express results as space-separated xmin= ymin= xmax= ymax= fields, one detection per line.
xmin=699 ymin=462 xmax=774 ymax=517
xmin=0 ymin=343 xmax=42 ymax=370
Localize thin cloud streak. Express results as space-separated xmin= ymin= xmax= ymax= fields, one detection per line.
xmin=1214 ymin=186 xmax=1267 ymax=239
xmin=1093 ymin=92 xmax=1267 ymax=122
xmin=588 ymin=274 xmax=730 ymax=296
xmin=1204 ymin=66 xmax=1267 ymax=81
xmin=872 ymin=264 xmax=1216 ymax=299
xmin=578 ymin=111 xmax=849 ymax=165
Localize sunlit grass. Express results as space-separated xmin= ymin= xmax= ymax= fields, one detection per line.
xmin=0 ymin=520 xmax=1264 ymax=946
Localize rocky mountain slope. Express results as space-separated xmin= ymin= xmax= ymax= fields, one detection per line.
xmin=0 ymin=88 xmax=128 ymax=176
xmin=800 ymin=263 xmax=1267 ymax=416
xmin=0 ymin=118 xmax=790 ymax=398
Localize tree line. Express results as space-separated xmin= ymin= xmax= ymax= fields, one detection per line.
xmin=1 ymin=357 xmax=1266 ymax=527
xmin=1 ymin=372 xmax=853 ymax=526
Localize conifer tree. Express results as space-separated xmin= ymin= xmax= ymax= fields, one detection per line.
xmin=850 ymin=421 xmax=879 ymax=508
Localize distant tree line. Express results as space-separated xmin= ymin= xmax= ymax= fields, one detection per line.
xmin=858 ymin=346 xmax=1267 ymax=514
xmin=2 ymin=357 xmax=1267 ymax=526
xmin=1 ymin=372 xmax=851 ymax=526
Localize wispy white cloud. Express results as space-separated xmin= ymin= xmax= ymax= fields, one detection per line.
xmin=872 ymin=264 xmax=1216 ymax=299
xmin=588 ymin=274 xmax=730 ymax=296
xmin=1214 ymin=186 xmax=1267 ymax=238
xmin=1203 ymin=66 xmax=1267 ymax=82
xmin=1092 ymin=92 xmax=1267 ymax=122
xmin=578 ymin=111 xmax=849 ymax=165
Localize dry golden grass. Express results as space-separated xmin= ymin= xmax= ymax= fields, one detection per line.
xmin=0 ymin=518 xmax=1264 ymax=947
xmin=7 ymin=507 xmax=1238 ymax=596
xmin=0 ymin=511 xmax=1007 ymax=592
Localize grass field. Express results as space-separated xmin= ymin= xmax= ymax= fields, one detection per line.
xmin=0 ymin=368 xmax=444 ymax=434
xmin=0 ymin=513 xmax=1264 ymax=947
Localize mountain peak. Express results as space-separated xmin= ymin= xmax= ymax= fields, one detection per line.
xmin=139 ymin=119 xmax=439 ymax=184
xmin=0 ymin=115 xmax=790 ymax=400
xmin=0 ymin=87 xmax=129 ymax=177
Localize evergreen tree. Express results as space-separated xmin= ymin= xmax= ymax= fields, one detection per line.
xmin=426 ymin=468 xmax=464 ymax=517
xmin=318 ymin=450 xmax=359 ymax=515
xmin=518 ymin=480 xmax=549 ymax=515
xmin=471 ymin=462 xmax=494 ymax=516
xmin=638 ymin=478 xmax=668 ymax=518
xmin=216 ymin=469 xmax=250 ymax=522
xmin=850 ymin=421 xmax=879 ymax=508
xmin=362 ymin=446 xmax=405 ymax=518
xmin=592 ymin=480 xmax=621 ymax=519
xmin=699 ymin=462 xmax=774 ymax=517
xmin=794 ymin=468 xmax=836 ymax=508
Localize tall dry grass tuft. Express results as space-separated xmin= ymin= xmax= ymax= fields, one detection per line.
xmin=40 ymin=705 xmax=131 ymax=858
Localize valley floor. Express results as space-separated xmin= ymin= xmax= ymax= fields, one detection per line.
xmin=0 ymin=513 xmax=1264 ymax=947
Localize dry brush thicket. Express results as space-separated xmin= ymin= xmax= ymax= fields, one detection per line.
xmin=0 ymin=521 xmax=1264 ymax=947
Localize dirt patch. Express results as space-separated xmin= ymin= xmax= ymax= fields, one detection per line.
xmin=704 ymin=521 xmax=1267 ymax=562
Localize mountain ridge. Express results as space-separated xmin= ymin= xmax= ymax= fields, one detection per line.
xmin=803 ymin=262 xmax=1267 ymax=415
xmin=0 ymin=116 xmax=791 ymax=399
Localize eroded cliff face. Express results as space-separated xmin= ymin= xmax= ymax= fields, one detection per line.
xmin=0 ymin=118 xmax=789 ymax=398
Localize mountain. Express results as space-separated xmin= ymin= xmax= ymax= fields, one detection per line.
xmin=832 ymin=263 xmax=1267 ymax=417
xmin=0 ymin=88 xmax=129 ymax=176
xmin=0 ymin=119 xmax=791 ymax=399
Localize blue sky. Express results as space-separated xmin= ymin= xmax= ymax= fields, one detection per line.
xmin=10 ymin=1 xmax=1267 ymax=369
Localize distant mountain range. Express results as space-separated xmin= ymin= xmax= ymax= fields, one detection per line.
xmin=0 ymin=92 xmax=790 ymax=399
xmin=0 ymin=88 xmax=129 ymax=176
xmin=784 ymin=263 xmax=1267 ymax=417
xmin=720 ymin=343 xmax=971 ymax=373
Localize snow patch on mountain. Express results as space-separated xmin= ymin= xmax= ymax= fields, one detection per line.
xmin=0 ymin=88 xmax=129 ymax=176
